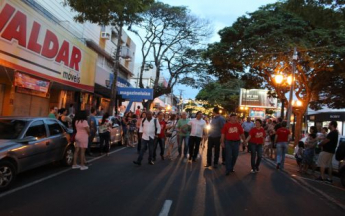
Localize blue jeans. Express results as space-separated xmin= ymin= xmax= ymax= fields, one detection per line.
xmin=250 ymin=143 xmax=263 ymax=170
xmin=178 ymin=135 xmax=189 ymax=157
xmin=137 ymin=138 xmax=155 ymax=162
xmin=276 ymin=142 xmax=288 ymax=169
xmin=225 ymin=140 xmax=240 ymax=172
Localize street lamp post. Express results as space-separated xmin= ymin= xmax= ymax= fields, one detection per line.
xmin=286 ymin=47 xmax=298 ymax=129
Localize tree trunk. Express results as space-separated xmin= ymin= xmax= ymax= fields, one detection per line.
xmin=108 ymin=25 xmax=123 ymax=116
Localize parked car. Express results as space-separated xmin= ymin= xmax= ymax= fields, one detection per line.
xmin=91 ymin=116 xmax=123 ymax=151
xmin=0 ymin=117 xmax=74 ymax=191
xmin=295 ymin=135 xmax=345 ymax=187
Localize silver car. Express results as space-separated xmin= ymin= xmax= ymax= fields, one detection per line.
xmin=92 ymin=116 xmax=123 ymax=151
xmin=0 ymin=117 xmax=74 ymax=191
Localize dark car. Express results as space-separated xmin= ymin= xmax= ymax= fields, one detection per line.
xmin=0 ymin=117 xmax=74 ymax=191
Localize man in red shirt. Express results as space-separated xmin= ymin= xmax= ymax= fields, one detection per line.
xmin=245 ymin=119 xmax=266 ymax=173
xmin=274 ymin=121 xmax=291 ymax=170
xmin=153 ymin=112 xmax=166 ymax=161
xmin=221 ymin=114 xmax=246 ymax=176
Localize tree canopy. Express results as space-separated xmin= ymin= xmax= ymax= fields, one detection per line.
xmin=130 ymin=2 xmax=212 ymax=107
xmin=205 ymin=2 xmax=345 ymax=110
xmin=195 ymin=79 xmax=244 ymax=113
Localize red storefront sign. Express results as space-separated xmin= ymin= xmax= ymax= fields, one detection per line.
xmin=14 ymin=72 xmax=49 ymax=93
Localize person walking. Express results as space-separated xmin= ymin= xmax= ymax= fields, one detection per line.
xmin=87 ymin=107 xmax=97 ymax=156
xmin=135 ymin=106 xmax=141 ymax=117
xmin=221 ymin=114 xmax=246 ymax=176
xmin=188 ymin=111 xmax=206 ymax=162
xmin=177 ymin=112 xmax=190 ymax=159
xmin=128 ymin=114 xmax=137 ymax=147
xmin=153 ymin=112 xmax=166 ymax=161
xmin=205 ymin=107 xmax=225 ymax=168
xmin=245 ymin=119 xmax=266 ymax=173
xmin=136 ymin=112 xmax=147 ymax=153
xmin=133 ymin=111 xmax=161 ymax=166
xmin=316 ymin=121 xmax=339 ymax=183
xmin=98 ymin=113 xmax=111 ymax=156
xmin=242 ymin=117 xmax=254 ymax=152
xmin=72 ymin=110 xmax=90 ymax=171
xmin=275 ymin=121 xmax=291 ymax=170
xmin=165 ymin=114 xmax=178 ymax=160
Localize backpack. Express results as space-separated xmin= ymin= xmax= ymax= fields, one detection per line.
xmin=141 ymin=118 xmax=158 ymax=135
xmin=335 ymin=140 xmax=345 ymax=161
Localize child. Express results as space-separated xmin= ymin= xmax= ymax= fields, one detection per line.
xmin=301 ymin=133 xmax=317 ymax=174
xmin=295 ymin=141 xmax=304 ymax=170
xmin=263 ymin=135 xmax=271 ymax=158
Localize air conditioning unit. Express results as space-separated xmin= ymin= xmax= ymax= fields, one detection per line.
xmin=100 ymin=32 xmax=110 ymax=40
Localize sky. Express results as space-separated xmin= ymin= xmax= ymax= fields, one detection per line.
xmin=128 ymin=0 xmax=278 ymax=99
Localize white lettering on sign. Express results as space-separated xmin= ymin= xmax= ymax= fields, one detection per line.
xmin=0 ymin=3 xmax=82 ymax=73
xmin=330 ymin=115 xmax=340 ymax=119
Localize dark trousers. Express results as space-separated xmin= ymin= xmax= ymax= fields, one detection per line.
xmin=87 ymin=132 xmax=95 ymax=153
xmin=250 ymin=143 xmax=263 ymax=170
xmin=188 ymin=136 xmax=202 ymax=160
xmin=153 ymin=137 xmax=165 ymax=159
xmin=225 ymin=140 xmax=240 ymax=172
xmin=207 ymin=136 xmax=221 ymax=165
xmin=99 ymin=131 xmax=110 ymax=153
xmin=222 ymin=147 xmax=226 ymax=163
xmin=137 ymin=138 xmax=154 ymax=162
xmin=137 ymin=132 xmax=142 ymax=153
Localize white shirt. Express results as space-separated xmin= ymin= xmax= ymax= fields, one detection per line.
xmin=139 ymin=118 xmax=161 ymax=140
xmin=188 ymin=118 xmax=206 ymax=138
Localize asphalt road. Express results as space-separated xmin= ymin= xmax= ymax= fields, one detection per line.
xmin=0 ymin=144 xmax=344 ymax=216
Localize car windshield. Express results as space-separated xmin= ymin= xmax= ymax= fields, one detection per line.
xmin=0 ymin=119 xmax=28 ymax=139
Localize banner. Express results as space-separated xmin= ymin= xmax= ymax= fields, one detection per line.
xmin=118 ymin=87 xmax=153 ymax=100
xmin=239 ymin=88 xmax=277 ymax=108
xmin=14 ymin=72 xmax=49 ymax=93
xmin=0 ymin=0 xmax=97 ymax=92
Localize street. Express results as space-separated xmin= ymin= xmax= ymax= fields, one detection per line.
xmin=0 ymin=144 xmax=344 ymax=216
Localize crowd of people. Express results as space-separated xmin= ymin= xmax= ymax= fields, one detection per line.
xmin=48 ymin=104 xmax=339 ymax=182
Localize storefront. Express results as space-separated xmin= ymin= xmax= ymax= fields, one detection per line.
xmin=308 ymin=112 xmax=345 ymax=135
xmin=0 ymin=0 xmax=96 ymax=116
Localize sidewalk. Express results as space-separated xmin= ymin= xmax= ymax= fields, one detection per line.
xmin=263 ymin=153 xmax=345 ymax=209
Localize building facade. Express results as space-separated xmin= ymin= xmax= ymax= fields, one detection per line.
xmin=0 ymin=0 xmax=136 ymax=116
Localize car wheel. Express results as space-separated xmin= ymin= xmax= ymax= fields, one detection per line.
xmin=0 ymin=161 xmax=16 ymax=192
xmin=62 ymin=146 xmax=74 ymax=166
xmin=341 ymin=170 xmax=345 ymax=187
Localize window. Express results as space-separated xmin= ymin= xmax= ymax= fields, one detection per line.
xmin=46 ymin=120 xmax=64 ymax=136
xmin=25 ymin=120 xmax=47 ymax=139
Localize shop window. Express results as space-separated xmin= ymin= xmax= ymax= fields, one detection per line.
xmin=25 ymin=120 xmax=47 ymax=139
xmin=46 ymin=120 xmax=64 ymax=136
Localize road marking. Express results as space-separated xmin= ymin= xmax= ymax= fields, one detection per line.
xmin=0 ymin=147 xmax=127 ymax=199
xmin=159 ymin=200 xmax=173 ymax=216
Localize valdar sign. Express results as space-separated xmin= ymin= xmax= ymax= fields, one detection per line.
xmin=0 ymin=3 xmax=82 ymax=72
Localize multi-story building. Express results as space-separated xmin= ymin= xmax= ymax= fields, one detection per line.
xmin=0 ymin=0 xmax=136 ymax=116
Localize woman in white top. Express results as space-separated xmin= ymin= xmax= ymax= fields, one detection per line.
xmin=165 ymin=114 xmax=178 ymax=160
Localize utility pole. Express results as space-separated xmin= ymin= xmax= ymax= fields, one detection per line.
xmin=178 ymin=89 xmax=184 ymax=113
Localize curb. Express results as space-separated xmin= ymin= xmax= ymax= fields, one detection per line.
xmin=263 ymin=157 xmax=345 ymax=211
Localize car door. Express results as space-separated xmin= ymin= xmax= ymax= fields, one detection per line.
xmin=16 ymin=120 xmax=50 ymax=171
xmin=45 ymin=119 xmax=69 ymax=160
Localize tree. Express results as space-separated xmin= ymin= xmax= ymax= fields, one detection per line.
xmin=205 ymin=2 xmax=345 ymax=144
xmin=64 ymin=0 xmax=154 ymax=114
xmin=130 ymin=2 xmax=212 ymax=109
xmin=195 ymin=79 xmax=244 ymax=113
